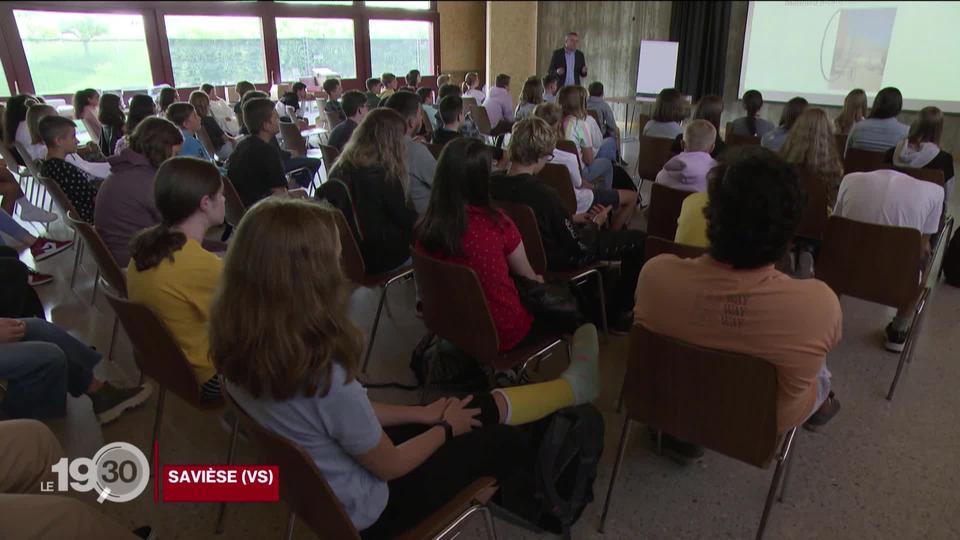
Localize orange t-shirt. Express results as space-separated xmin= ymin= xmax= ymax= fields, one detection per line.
xmin=634 ymin=255 xmax=842 ymax=432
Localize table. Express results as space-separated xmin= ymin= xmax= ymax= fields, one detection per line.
xmin=606 ymin=96 xmax=656 ymax=137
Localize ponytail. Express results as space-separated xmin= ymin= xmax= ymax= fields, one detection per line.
xmin=746 ymin=116 xmax=758 ymax=137
xmin=129 ymin=224 xmax=188 ymax=272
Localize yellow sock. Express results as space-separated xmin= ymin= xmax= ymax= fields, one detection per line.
xmin=492 ymin=379 xmax=575 ymax=426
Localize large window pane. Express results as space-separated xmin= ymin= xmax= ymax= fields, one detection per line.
xmin=278 ymin=18 xmax=356 ymax=81
xmin=165 ymin=15 xmax=266 ymax=86
xmin=369 ymin=19 xmax=433 ymax=77
xmin=277 ymin=1 xmax=353 ymax=4
xmin=14 ymin=10 xmax=152 ymax=95
xmin=365 ymin=1 xmax=430 ymax=10
xmin=0 ymin=75 xmax=10 ymax=98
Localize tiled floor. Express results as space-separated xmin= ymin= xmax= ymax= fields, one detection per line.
xmin=7 ymin=159 xmax=960 ymax=539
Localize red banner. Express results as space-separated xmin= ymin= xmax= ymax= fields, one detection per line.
xmin=161 ymin=465 xmax=279 ymax=502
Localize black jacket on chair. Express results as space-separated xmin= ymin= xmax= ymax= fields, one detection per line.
xmin=547 ymin=48 xmax=587 ymax=86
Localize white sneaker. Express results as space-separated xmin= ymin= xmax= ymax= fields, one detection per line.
xmin=19 ymin=202 xmax=59 ymax=223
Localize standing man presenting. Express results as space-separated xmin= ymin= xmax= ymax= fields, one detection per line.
xmin=548 ymin=32 xmax=588 ymax=87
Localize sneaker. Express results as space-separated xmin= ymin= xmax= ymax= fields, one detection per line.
xmin=18 ymin=203 xmax=59 ymax=223
xmin=884 ymin=322 xmax=907 ymax=352
xmin=89 ymin=382 xmax=152 ymax=424
xmin=27 ymin=269 xmax=54 ymax=286
xmin=609 ymin=311 xmax=633 ymax=336
xmin=132 ymin=526 xmax=156 ymax=540
xmin=29 ymin=237 xmax=73 ymax=262
xmin=803 ymin=391 xmax=841 ymax=432
xmin=648 ymin=428 xmax=704 ymax=464
xmin=796 ymin=251 xmax=815 ymax=279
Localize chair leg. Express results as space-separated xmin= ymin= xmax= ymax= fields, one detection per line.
xmin=361 ymin=284 xmax=390 ymax=373
xmin=481 ymin=505 xmax=499 ymax=540
xmin=90 ymin=270 xmax=101 ymax=306
xmin=777 ymin=443 xmax=796 ymax=503
xmin=756 ymin=427 xmax=797 ymax=540
xmin=598 ymin=416 xmax=632 ymax=533
xmin=107 ymin=316 xmax=119 ymax=363
xmin=886 ymin=288 xmax=930 ymax=401
xmin=69 ymin=237 xmax=82 ymax=290
xmin=285 ymin=511 xmax=296 ymax=540
xmin=215 ymin=414 xmax=241 ymax=534
xmin=149 ymin=388 xmax=166 ymax=478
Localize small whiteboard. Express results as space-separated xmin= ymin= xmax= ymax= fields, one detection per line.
xmin=636 ymin=40 xmax=679 ymax=96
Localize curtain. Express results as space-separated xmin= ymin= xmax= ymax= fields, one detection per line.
xmin=670 ymin=1 xmax=731 ymax=101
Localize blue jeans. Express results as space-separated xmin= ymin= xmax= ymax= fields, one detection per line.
xmin=597 ymin=137 xmax=618 ymax=162
xmin=0 ymin=318 xmax=101 ymax=419
xmin=583 ymin=157 xmax=614 ymax=191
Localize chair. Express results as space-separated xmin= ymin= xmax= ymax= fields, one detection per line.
xmin=495 ymin=200 xmax=607 ymax=334
xmin=644 ymin=235 xmax=707 ymax=261
xmin=646 ymin=183 xmax=694 ymax=240
xmin=587 ymin=109 xmax=601 ymax=126
xmin=103 ymin=290 xmax=238 ymax=534
xmin=420 ymin=107 xmax=435 ymax=140
xmin=316 ymin=180 xmax=414 ymax=373
xmin=795 ymin=172 xmax=829 ymax=241
xmin=325 ymin=111 xmax=344 ymax=130
xmin=891 ymin=166 xmax=944 ymax=186
xmin=412 ymin=249 xmax=564 ymax=382
xmin=319 ymin=144 xmax=340 ymax=177
xmin=9 ymin=142 xmax=44 ymax=207
xmin=221 ymin=176 xmax=247 ymax=228
xmin=725 ymin=132 xmax=761 ymax=148
xmin=462 ymin=97 xmax=478 ymax=108
xmin=279 ymin=121 xmax=308 ymax=157
xmin=425 ymin=142 xmax=445 ymax=160
xmin=600 ymin=324 xmax=799 ymax=539
xmin=35 ymin=176 xmax=85 ymax=287
xmin=843 ymin=148 xmax=887 ymax=174
xmin=630 ymin=113 xmax=650 ymax=138
xmin=223 ymin=389 xmax=498 ymax=540
xmin=197 ymin=125 xmax=218 ymax=159
xmin=555 ymin=139 xmax=582 ymax=170
xmin=470 ymin=106 xmax=493 ymax=136
xmin=536 ymin=163 xmax=578 ymax=215
xmin=635 ymin=135 xmax=675 ymax=181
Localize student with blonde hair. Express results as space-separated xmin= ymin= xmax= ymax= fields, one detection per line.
xmin=834 ymin=89 xmax=867 ymax=136
xmin=559 ymin=85 xmax=615 ymax=190
xmin=189 ymin=90 xmax=236 ymax=159
xmin=670 ymin=95 xmax=725 ymax=158
xmin=214 ymin=196 xmax=600 ymax=538
xmin=656 ymin=119 xmax=717 ymax=193
xmin=462 ymin=72 xmax=485 ymax=104
xmin=781 ymin=108 xmax=844 ymax=208
xmin=886 ymin=106 xmax=954 ymax=203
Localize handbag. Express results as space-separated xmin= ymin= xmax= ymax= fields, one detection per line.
xmin=512 ymin=275 xmax=584 ymax=333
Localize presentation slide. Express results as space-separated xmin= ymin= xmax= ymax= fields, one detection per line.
xmin=739 ymin=1 xmax=960 ymax=112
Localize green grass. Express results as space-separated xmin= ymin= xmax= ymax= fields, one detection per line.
xmin=22 ymin=40 xmax=153 ymax=95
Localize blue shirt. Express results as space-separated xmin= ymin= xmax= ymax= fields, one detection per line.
xmin=178 ymin=128 xmax=212 ymax=161
xmin=564 ymin=50 xmax=576 ymax=86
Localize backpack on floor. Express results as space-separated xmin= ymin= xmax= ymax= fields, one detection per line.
xmin=496 ymin=404 xmax=604 ymax=538
xmin=943 ymin=227 xmax=960 ymax=286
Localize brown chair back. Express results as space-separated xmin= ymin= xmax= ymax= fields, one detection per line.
xmin=494 ymin=201 xmax=548 ymax=274
xmin=39 ymin=175 xmax=80 ymax=217
xmin=221 ymin=176 xmax=247 ymax=227
xmin=725 ymin=132 xmax=761 ymax=148
xmin=197 ymin=125 xmax=217 ymax=158
xmin=425 ymin=142 xmax=444 ymax=160
xmin=537 ymin=163 xmax=578 ymax=215
xmin=835 ymin=134 xmax=848 ymax=155
xmin=462 ymin=97 xmax=478 ymax=108
xmin=104 ymin=291 xmax=209 ymax=406
xmin=587 ymin=109 xmax=601 ymax=126
xmin=471 ymin=106 xmax=493 ymax=136
xmin=843 ymin=148 xmax=886 ymax=173
xmin=555 ymin=139 xmax=582 ymax=170
xmin=816 ymin=216 xmax=923 ymax=311
xmin=325 ymin=111 xmax=344 ymax=130
xmin=279 ymin=122 xmax=307 ymax=157
xmin=796 ymin=172 xmax=828 ymax=240
xmin=644 ymin=235 xmax=706 ymax=261
xmin=624 ymin=324 xmax=781 ymax=467
xmin=330 ymin=206 xmax=367 ymax=283
xmin=412 ymin=249 xmax=500 ymax=364
xmin=636 ymin=135 xmax=676 ymax=180
xmin=420 ymin=107 xmax=434 ymax=140
xmin=892 ymin=166 xmax=944 ymax=186
xmin=647 ymin=183 xmax=694 ymax=240
xmin=222 ymin=389 xmax=361 ymax=540
xmin=319 ymin=144 xmax=340 ymax=176
xmin=66 ymin=211 xmax=127 ymax=297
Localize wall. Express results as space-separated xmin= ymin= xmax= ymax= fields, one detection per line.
xmin=486 ymin=1 xmax=538 ymax=108
xmin=437 ymin=0 xmax=485 ymax=80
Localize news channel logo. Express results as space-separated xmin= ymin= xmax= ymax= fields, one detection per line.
xmin=44 ymin=442 xmax=150 ymax=503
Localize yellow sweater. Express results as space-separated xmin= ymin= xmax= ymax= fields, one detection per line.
xmin=674 ymin=191 xmax=709 ymax=248
xmin=127 ymin=239 xmax=222 ymax=383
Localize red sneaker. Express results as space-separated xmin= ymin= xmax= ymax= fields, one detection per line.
xmin=27 ymin=269 xmax=54 ymax=286
xmin=30 ymin=237 xmax=73 ymax=262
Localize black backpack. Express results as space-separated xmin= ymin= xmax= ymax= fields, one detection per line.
xmin=943 ymin=226 xmax=960 ymax=286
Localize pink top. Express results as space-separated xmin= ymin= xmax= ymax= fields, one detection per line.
xmin=484 ymin=87 xmax=515 ymax=128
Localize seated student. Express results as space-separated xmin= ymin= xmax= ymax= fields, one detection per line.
xmin=515 ymin=77 xmax=544 ymax=121
xmin=166 ymin=102 xmax=213 ymax=162
xmin=37 ymin=116 xmax=102 ymax=223
xmin=365 ymin=77 xmax=384 ymax=110
xmin=885 ymin=106 xmax=955 ymax=204
xmin=25 ymin=104 xmax=111 ymax=180
xmin=0 ymin=317 xmax=150 ymax=422
xmin=636 ymin=147 xmax=842 ymax=460
xmin=291 ymin=81 xmax=310 ymax=119
xmin=643 ymin=88 xmax=686 ymax=139
xmin=127 ymin=157 xmax=225 ymax=401
xmin=542 ymin=73 xmax=561 ymax=104
xmin=157 ymin=86 xmax=178 ymax=114
xmin=416 ymin=87 xmax=439 ymax=131
xmin=0 ymin=420 xmax=155 ymax=539
xmin=190 ymin=90 xmax=236 ymax=159
xmin=761 ymin=96 xmax=808 ymax=152
xmin=436 ymin=83 xmax=481 ymax=140
xmin=834 ymin=88 xmax=867 ymax=137
xmin=730 ymin=89 xmax=775 ymax=138
xmin=405 ymin=69 xmax=422 ymax=91
xmin=95 ymin=117 xmax=183 ymax=267
xmin=484 ymin=74 xmax=515 ymax=136
xmin=73 ymin=88 xmax=102 ymax=143
xmin=383 ymin=92 xmax=437 ymax=215
xmin=212 ymin=196 xmax=600 ymax=538
xmin=436 ymin=73 xmax=451 ymax=89
xmin=203 ymin=83 xmax=239 ymax=136
xmin=670 ymin=95 xmax=726 ymax=159
xmin=559 ymin=85 xmax=614 ymax=190
xmin=235 ymin=89 xmax=268 ymax=135
xmin=227 ymin=98 xmax=294 ymax=208
xmin=432 ymin=96 xmax=464 ymax=146
xmin=329 ymin=108 xmax=417 ymax=274
xmin=327 ymin=90 xmax=368 ymax=153
xmin=781 ymin=108 xmax=845 ymax=209
xmin=114 ymin=94 xmax=157 ymax=155
xmin=97 ymin=93 xmax=124 ymax=157
xmin=5 ymin=94 xmax=39 ymax=165
xmin=656 ymin=119 xmax=718 ymax=192
xmin=379 ymin=72 xmax=399 ymax=101
xmin=491 ymin=118 xmax=645 ymax=331
xmin=462 ymin=72 xmax=485 ymax=105
xmin=238 ymin=91 xmax=321 ymax=187
xmin=586 ymin=82 xmax=622 ymax=155
xmin=845 ymin=86 xmax=909 ymax=155
xmin=323 ymin=78 xmax=346 ymax=127
xmin=833 ymin=168 xmax=943 ymax=351
xmin=276 ymin=91 xmax=302 ymax=124
xmin=232 ymin=80 xmax=257 ymax=119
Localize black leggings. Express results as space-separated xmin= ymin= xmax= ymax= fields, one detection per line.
xmin=594 ymin=229 xmax=646 ymax=314
xmin=360 ymin=394 xmax=533 ymax=540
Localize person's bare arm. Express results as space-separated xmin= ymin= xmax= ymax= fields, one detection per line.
xmin=581 ymin=145 xmax=596 ymax=165
xmin=507 ymin=243 xmax=543 ymax=282
xmin=372 ymin=399 xmax=449 ymax=427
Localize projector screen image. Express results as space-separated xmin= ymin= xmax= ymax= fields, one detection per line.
xmin=739 ymin=1 xmax=960 ymax=113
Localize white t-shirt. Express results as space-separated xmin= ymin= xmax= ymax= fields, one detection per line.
xmin=833 ymin=169 xmax=943 ymax=235
xmin=552 ymin=147 xmax=593 ymax=213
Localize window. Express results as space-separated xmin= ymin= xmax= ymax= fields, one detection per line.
xmin=164 ymin=15 xmax=266 ymax=87
xmin=276 ymin=1 xmax=354 ymax=4
xmin=0 ymin=75 xmax=10 ymax=98
xmin=277 ymin=18 xmax=356 ymax=81
xmin=14 ymin=10 xmax=153 ymax=95
xmin=365 ymin=1 xmax=431 ymax=10
xmin=369 ymin=19 xmax=433 ymax=78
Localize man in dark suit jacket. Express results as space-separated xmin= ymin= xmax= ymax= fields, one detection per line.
xmin=548 ymin=32 xmax=588 ymax=87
